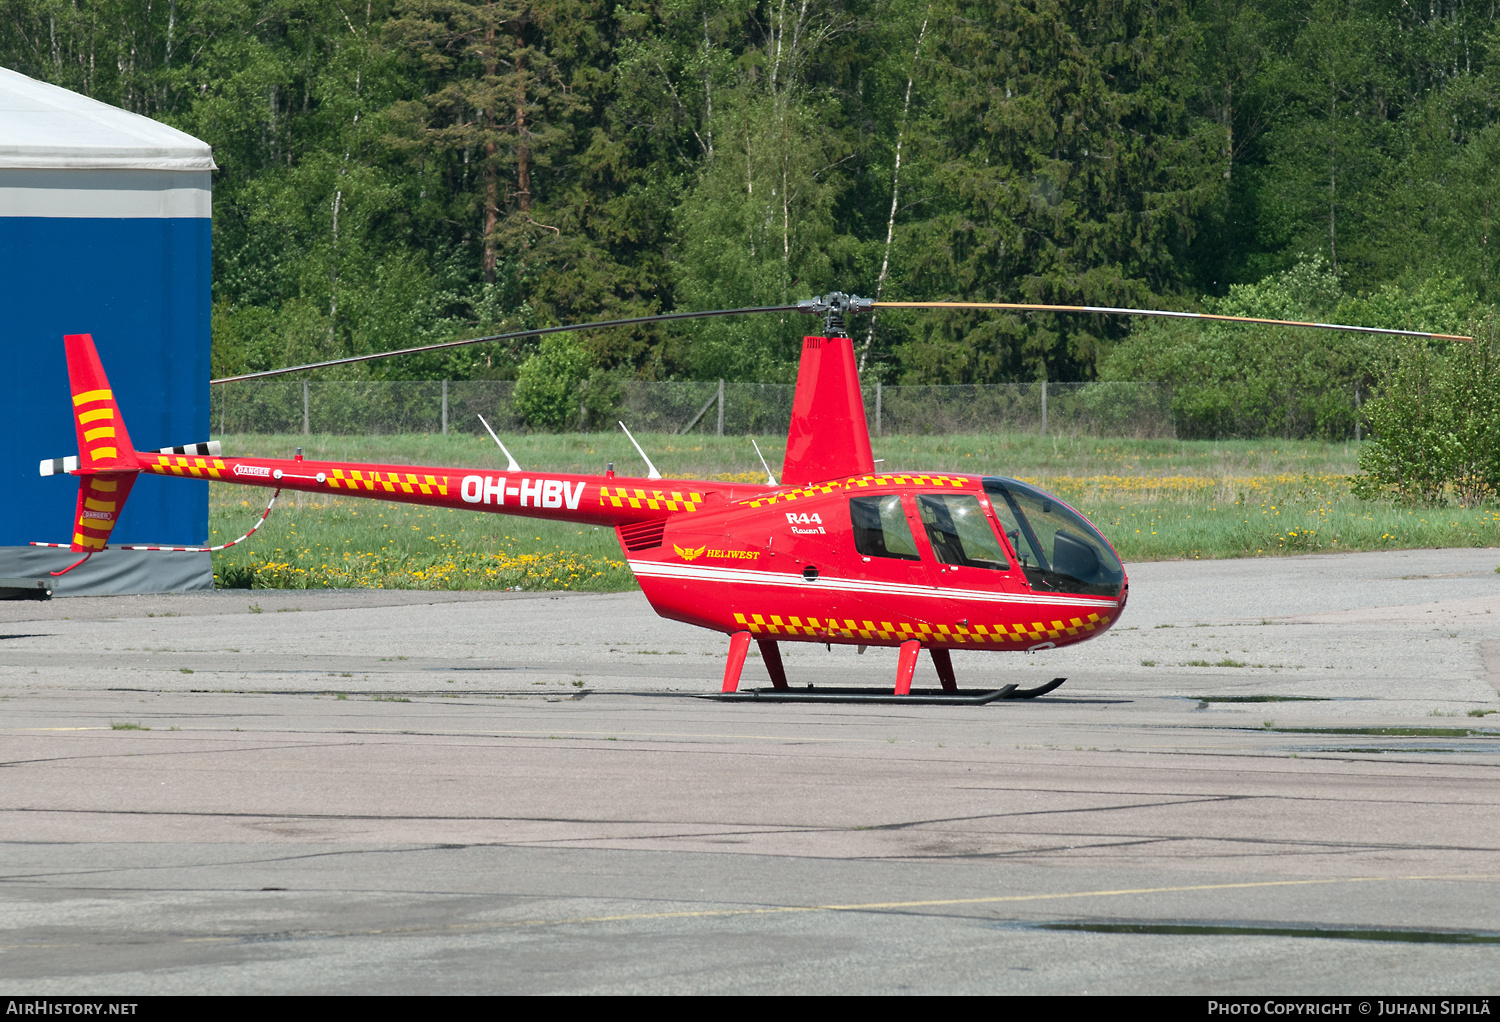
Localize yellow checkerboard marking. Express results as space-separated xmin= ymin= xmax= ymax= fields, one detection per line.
xmin=326 ymin=469 xmax=447 ymax=496
xmin=743 ymin=480 xmax=844 ymax=508
xmin=732 ymin=610 xmax=1108 ymax=644
xmin=744 ymin=474 xmax=971 ymax=508
xmin=144 ymin=455 xmax=228 ymax=480
xmin=146 ymin=458 xmax=456 ymax=494
xmin=330 ymin=468 xmax=374 ymax=491
xmin=845 ymin=474 xmax=969 ymax=489
xmin=598 ymin=486 xmax=702 ymax=513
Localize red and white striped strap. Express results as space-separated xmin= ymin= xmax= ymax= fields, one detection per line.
xmin=33 ymin=490 xmax=282 ymax=554
xmin=118 ymin=489 xmax=281 ymax=552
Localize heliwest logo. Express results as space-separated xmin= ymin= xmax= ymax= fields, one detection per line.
xmin=674 ymin=547 xmax=761 ymax=561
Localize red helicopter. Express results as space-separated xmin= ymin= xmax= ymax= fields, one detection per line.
xmin=34 ymin=294 xmax=1470 ymax=703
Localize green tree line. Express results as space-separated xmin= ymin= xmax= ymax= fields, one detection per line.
xmin=5 ymin=0 xmax=1500 ymax=401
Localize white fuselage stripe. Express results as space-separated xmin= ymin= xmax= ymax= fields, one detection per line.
xmin=627 ymin=559 xmax=1120 ymax=609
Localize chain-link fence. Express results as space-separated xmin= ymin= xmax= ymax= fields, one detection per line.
xmin=210 ymin=379 xmax=1176 ymax=438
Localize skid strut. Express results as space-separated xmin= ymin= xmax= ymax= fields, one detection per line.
xmin=929 ymin=647 xmax=957 ymax=692
xmin=894 ymin=639 xmax=922 ymax=695
xmin=759 ymin=639 xmax=789 ymax=690
xmin=721 ymin=631 xmax=752 ymax=693
xmin=721 ymin=633 xmax=793 ymax=693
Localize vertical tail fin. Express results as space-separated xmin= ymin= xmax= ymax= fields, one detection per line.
xmin=60 ymin=334 xmax=141 ymax=553
xmin=65 ymin=333 xmax=138 ymax=472
xmin=780 ymin=335 xmax=875 ymax=486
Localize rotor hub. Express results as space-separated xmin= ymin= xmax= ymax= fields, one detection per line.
xmin=796 ymin=292 xmax=873 ymax=338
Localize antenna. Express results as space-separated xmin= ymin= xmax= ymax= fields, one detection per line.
xmin=750 ymin=438 xmax=779 ymax=486
xmin=476 ymin=414 xmax=522 ymax=472
xmin=617 ymin=421 xmax=662 ymax=480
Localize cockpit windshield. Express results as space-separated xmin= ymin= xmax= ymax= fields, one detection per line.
xmin=982 ymin=477 xmax=1124 ymax=597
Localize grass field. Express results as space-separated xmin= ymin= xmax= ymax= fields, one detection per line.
xmin=206 ymin=432 xmax=1500 ymax=590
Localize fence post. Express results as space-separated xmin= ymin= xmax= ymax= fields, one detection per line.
xmin=302 ymin=379 xmax=310 ymax=436
xmin=442 ymin=380 xmax=449 ymax=435
xmin=1354 ymin=382 xmax=1361 ymax=442
xmin=876 ymin=381 xmax=882 ymax=437
xmin=717 ymin=378 xmax=724 ymax=436
xmin=1040 ymin=381 xmax=1047 ymax=437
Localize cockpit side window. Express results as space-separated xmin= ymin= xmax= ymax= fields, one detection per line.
xmin=982 ymin=478 xmax=1125 ymax=597
xmin=849 ymin=494 xmax=920 ymax=561
xmin=916 ymin=494 xmax=1010 ymax=570
xmin=987 ymin=491 xmax=1048 ymax=571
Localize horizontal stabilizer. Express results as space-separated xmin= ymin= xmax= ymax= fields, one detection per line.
xmin=158 ymin=442 xmax=221 ymax=457
xmin=40 ymin=456 xmax=79 ymax=476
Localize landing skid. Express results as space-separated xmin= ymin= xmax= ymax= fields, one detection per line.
xmin=705 ymin=685 xmax=1017 ymax=705
xmin=704 ymin=678 xmax=1067 ymax=705
xmin=717 ymin=632 xmax=1069 ymax=703
xmin=1008 ymin=677 xmax=1068 ymax=699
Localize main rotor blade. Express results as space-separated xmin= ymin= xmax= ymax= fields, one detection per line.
xmin=871 ymin=301 xmax=1473 ymax=342
xmin=210 ymin=304 xmax=801 ymax=384
xmin=212 ymin=295 xmax=1471 ymax=386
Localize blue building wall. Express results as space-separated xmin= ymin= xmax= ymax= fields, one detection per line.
xmin=0 ymin=216 xmax=211 ymax=547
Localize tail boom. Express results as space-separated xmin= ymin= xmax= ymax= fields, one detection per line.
xmin=137 ymin=451 xmax=774 ymax=528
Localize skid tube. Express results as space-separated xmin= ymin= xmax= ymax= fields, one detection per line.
xmin=702 ymin=678 xmax=1067 ymax=705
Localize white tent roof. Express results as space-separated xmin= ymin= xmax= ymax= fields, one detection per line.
xmin=0 ymin=67 xmax=215 ymax=171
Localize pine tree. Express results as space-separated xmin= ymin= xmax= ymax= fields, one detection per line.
xmin=886 ymin=0 xmax=1221 ymax=383
xmin=385 ymin=0 xmax=577 ymax=285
